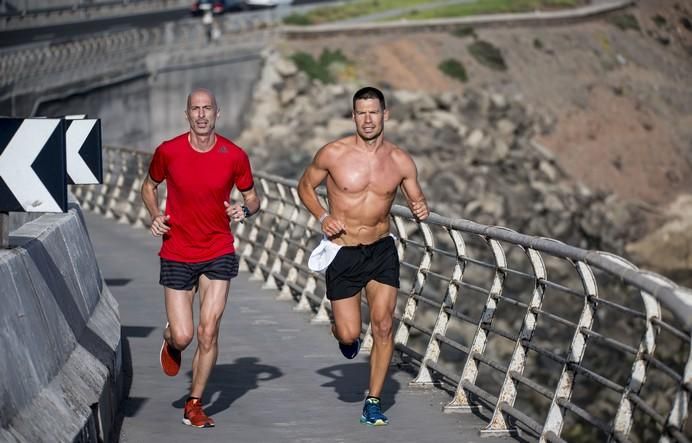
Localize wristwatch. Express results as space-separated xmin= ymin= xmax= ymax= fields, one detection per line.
xmin=241 ymin=205 xmax=251 ymax=218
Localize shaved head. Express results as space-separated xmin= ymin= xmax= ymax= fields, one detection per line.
xmin=187 ymin=88 xmax=218 ymax=111
xmin=185 ymin=88 xmax=220 ymax=138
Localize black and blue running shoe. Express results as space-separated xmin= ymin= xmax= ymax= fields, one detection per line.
xmin=338 ymin=337 xmax=361 ymax=359
xmin=360 ymin=397 xmax=388 ymax=426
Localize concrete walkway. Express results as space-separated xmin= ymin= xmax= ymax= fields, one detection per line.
xmin=84 ymin=211 xmax=514 ymax=443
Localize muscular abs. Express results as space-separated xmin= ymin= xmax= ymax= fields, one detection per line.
xmin=327 ymin=146 xmax=402 ymax=246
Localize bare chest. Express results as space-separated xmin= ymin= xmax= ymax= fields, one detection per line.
xmin=329 ymin=152 xmax=401 ymax=195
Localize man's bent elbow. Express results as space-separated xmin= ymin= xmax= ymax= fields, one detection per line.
xmin=297 ymin=179 xmax=310 ymax=204
xmin=141 ymin=181 xmax=153 ymax=200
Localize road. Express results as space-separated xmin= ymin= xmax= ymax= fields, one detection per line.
xmin=0 ymin=0 xmax=332 ymax=48
xmin=0 ymin=9 xmax=190 ymax=48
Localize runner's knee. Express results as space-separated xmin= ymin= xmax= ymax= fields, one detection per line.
xmin=197 ymin=322 xmax=219 ymax=350
xmin=333 ymin=323 xmax=360 ymax=344
xmin=171 ymin=329 xmax=194 ymax=350
xmin=370 ymin=316 xmax=393 ymax=341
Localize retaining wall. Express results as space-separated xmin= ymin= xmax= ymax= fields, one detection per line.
xmin=0 ymin=197 xmax=122 ymax=443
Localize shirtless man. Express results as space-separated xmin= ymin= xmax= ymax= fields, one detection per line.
xmin=297 ymin=86 xmax=429 ymax=426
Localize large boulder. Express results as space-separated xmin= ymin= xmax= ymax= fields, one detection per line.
xmin=626 ymin=194 xmax=692 ymax=287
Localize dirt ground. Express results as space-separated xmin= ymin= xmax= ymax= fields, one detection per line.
xmin=277 ymin=0 xmax=692 ymax=210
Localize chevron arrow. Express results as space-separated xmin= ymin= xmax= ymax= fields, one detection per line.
xmin=65 ymin=119 xmax=101 ymax=184
xmin=0 ymin=118 xmax=67 ymax=212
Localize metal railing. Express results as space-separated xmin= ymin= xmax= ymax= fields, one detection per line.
xmin=0 ymin=26 xmax=162 ymax=88
xmin=0 ymin=12 xmax=274 ymax=114
xmin=0 ymin=0 xmax=189 ymax=30
xmin=73 ymin=146 xmax=691 ymax=442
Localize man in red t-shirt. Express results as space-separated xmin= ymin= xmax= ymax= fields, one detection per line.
xmin=141 ymin=88 xmax=260 ymax=428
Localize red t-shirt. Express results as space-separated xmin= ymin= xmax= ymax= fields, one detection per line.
xmin=149 ymin=133 xmax=254 ymax=263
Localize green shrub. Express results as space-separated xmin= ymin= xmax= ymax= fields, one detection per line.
xmin=438 ymin=59 xmax=468 ymax=82
xmin=607 ymin=13 xmax=641 ymax=31
xmin=290 ymin=49 xmax=351 ymax=84
xmin=468 ymin=40 xmax=507 ymax=71
xmin=533 ymin=38 xmax=543 ymax=49
xmin=651 ymin=14 xmax=667 ymax=28
xmin=319 ymin=48 xmax=348 ymax=66
xmin=291 ymin=52 xmax=331 ymax=83
xmin=283 ymin=13 xmax=313 ymax=25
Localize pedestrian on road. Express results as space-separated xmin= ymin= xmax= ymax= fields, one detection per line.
xmin=297 ymin=86 xmax=429 ymax=426
xmin=141 ymin=87 xmax=260 ymax=428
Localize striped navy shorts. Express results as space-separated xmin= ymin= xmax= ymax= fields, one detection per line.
xmin=159 ymin=253 xmax=239 ymax=290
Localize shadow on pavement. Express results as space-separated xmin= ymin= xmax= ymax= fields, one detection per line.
xmin=316 ymin=362 xmax=402 ymax=412
xmin=171 ymin=357 xmax=283 ymax=416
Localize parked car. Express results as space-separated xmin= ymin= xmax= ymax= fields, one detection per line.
xmin=191 ymin=0 xmax=225 ymax=15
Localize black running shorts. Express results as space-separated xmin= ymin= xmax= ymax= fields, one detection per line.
xmin=325 ymin=236 xmax=400 ymax=301
xmin=159 ymin=253 xmax=239 ymax=290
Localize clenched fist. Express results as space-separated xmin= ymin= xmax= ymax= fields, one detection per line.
xmin=410 ymin=199 xmax=429 ymax=221
xmin=151 ymin=214 xmax=171 ymax=237
xmin=321 ymin=214 xmax=346 ymax=239
xmin=225 ymin=201 xmax=246 ymax=223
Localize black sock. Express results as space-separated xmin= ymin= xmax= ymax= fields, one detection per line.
xmin=366 ymin=396 xmax=380 ymax=402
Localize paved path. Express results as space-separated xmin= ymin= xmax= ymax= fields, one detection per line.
xmin=84 ymin=211 xmax=513 ymax=442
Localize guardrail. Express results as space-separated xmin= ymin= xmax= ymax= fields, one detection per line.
xmin=0 ymin=26 xmax=162 ymax=89
xmin=0 ymin=13 xmax=273 ymax=114
xmin=0 ymin=0 xmax=189 ymax=30
xmin=73 ymin=145 xmax=691 ymax=442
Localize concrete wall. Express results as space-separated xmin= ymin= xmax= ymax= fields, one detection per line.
xmin=36 ymin=50 xmax=262 ymax=151
xmin=0 ymin=197 xmax=122 ymax=443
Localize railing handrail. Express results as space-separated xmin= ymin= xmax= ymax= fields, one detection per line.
xmin=0 ymin=0 xmax=184 ymax=18
xmin=255 ymin=171 xmax=692 ymax=331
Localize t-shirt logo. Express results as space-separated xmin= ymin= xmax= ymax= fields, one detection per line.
xmin=219 ymin=146 xmax=229 ymax=153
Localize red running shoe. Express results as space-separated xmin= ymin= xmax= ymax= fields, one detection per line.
xmin=183 ymin=398 xmax=215 ymax=428
xmin=159 ymin=323 xmax=181 ymax=377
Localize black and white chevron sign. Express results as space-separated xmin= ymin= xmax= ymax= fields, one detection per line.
xmin=64 ymin=118 xmax=102 ymax=185
xmin=0 ymin=118 xmax=67 ymax=212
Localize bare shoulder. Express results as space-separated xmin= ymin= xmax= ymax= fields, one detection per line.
xmin=315 ymin=136 xmax=351 ymax=166
xmin=387 ymin=140 xmax=416 ymax=170
xmin=325 ymin=136 xmax=352 ymax=154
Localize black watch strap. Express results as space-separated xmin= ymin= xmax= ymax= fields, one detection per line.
xmin=242 ymin=205 xmax=251 ymax=218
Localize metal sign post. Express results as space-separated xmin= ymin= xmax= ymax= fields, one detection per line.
xmin=0 ymin=211 xmax=8 ymax=249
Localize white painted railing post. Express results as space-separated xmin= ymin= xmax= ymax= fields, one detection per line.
xmin=446 ymin=238 xmax=507 ymax=412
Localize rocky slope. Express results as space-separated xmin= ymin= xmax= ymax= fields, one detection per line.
xmin=239 ymin=0 xmax=692 ymax=283
xmin=238 ymin=52 xmax=650 ymax=256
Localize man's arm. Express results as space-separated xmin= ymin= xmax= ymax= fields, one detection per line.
xmin=141 ymin=174 xmax=170 ymax=236
xmin=298 ymin=146 xmax=346 ymax=237
xmin=241 ymin=187 xmax=260 ymax=215
xmin=398 ymin=151 xmax=429 ymax=221
xmin=297 ymin=157 xmax=329 ymax=221
xmin=225 ymin=186 xmax=260 ymax=222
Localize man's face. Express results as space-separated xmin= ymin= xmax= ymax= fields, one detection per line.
xmin=185 ymin=91 xmax=218 ymax=137
xmin=353 ymin=98 xmax=388 ymax=142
